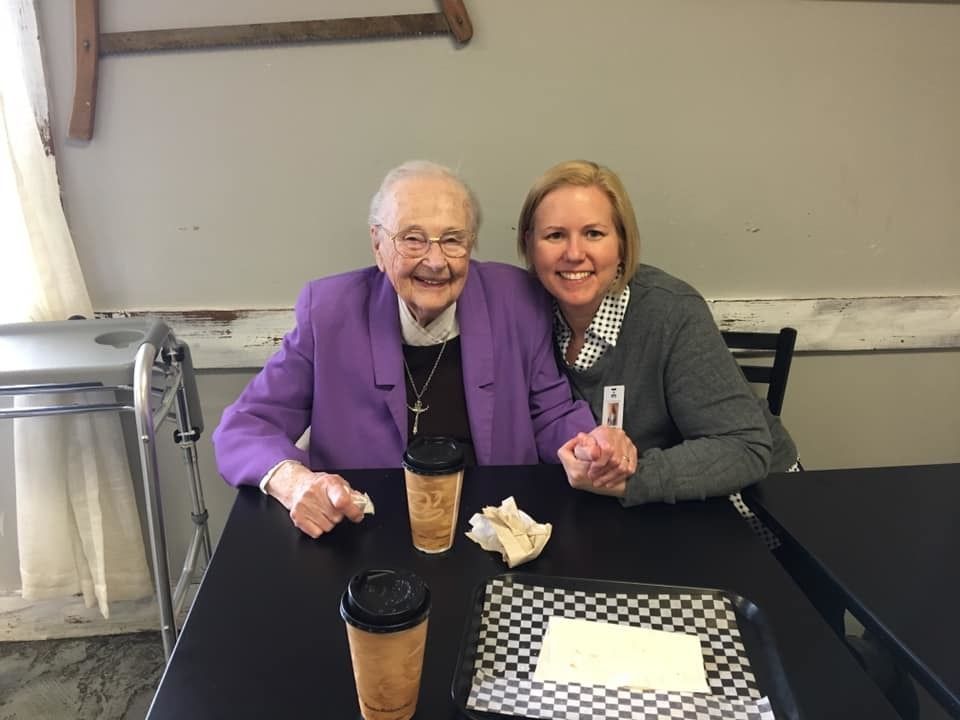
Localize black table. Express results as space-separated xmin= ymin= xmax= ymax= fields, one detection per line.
xmin=148 ymin=465 xmax=898 ymax=719
xmin=744 ymin=463 xmax=960 ymax=718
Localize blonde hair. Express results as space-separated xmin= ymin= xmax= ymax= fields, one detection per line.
xmin=516 ymin=160 xmax=640 ymax=294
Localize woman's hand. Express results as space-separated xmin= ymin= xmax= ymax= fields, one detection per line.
xmin=558 ymin=429 xmax=636 ymax=497
xmin=266 ymin=462 xmax=365 ymax=538
xmin=576 ymin=426 xmax=637 ymax=487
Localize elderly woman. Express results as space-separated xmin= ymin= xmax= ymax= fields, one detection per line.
xmin=516 ymin=160 xmax=799 ymax=504
xmin=213 ymin=161 xmax=635 ymax=538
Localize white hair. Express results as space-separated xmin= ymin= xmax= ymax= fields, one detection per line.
xmin=368 ymin=160 xmax=482 ymax=236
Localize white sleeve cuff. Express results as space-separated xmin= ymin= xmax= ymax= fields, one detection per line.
xmin=260 ymin=459 xmax=299 ymax=494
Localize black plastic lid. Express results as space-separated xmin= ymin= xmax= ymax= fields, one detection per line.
xmin=402 ymin=436 xmax=465 ymax=476
xmin=339 ymin=569 xmax=430 ymax=633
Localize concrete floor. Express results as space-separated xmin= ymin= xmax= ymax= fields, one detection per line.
xmin=0 ymin=592 xmax=167 ymax=643
xmin=0 ymin=632 xmax=163 ymax=719
xmin=0 ymin=590 xmax=195 ymax=719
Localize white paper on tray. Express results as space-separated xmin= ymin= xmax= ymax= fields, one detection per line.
xmin=533 ymin=617 xmax=710 ymax=693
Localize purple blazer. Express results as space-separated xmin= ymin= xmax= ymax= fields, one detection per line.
xmin=212 ymin=261 xmax=596 ymax=487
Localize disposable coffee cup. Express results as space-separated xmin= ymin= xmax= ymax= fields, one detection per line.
xmin=340 ymin=569 xmax=430 ymax=720
xmin=402 ymin=436 xmax=465 ymax=554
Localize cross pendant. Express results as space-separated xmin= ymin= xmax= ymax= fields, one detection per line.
xmin=408 ymin=399 xmax=429 ymax=435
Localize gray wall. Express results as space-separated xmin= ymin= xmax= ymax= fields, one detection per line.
xmin=39 ymin=0 xmax=960 ymax=306
xmin=2 ymin=0 xmax=958 ymax=588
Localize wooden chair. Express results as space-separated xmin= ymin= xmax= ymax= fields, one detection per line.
xmin=721 ymin=327 xmax=797 ymax=416
xmin=724 ymin=327 xmax=801 ymax=549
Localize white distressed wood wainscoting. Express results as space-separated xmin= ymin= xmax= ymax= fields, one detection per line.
xmin=99 ymin=295 xmax=960 ymax=370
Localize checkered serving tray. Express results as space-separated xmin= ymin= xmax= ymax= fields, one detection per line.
xmin=451 ymin=574 xmax=798 ymax=720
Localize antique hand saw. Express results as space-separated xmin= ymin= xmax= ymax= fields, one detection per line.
xmin=69 ymin=0 xmax=473 ymax=140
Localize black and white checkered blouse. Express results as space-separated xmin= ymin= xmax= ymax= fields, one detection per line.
xmin=553 ymin=285 xmax=630 ymax=370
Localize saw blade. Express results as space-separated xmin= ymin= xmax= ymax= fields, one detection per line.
xmin=99 ymin=13 xmax=451 ymax=55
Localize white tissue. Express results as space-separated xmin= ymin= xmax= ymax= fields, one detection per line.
xmin=466 ymin=496 xmax=551 ymax=568
xmin=350 ymin=490 xmax=376 ymax=515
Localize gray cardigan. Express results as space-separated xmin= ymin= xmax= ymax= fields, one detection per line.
xmin=561 ymin=264 xmax=798 ymax=505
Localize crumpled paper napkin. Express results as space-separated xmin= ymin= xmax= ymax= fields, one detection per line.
xmin=350 ymin=490 xmax=376 ymax=515
xmin=466 ymin=496 xmax=552 ymax=568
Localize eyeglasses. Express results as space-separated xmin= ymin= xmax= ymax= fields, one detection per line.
xmin=376 ymin=224 xmax=473 ymax=259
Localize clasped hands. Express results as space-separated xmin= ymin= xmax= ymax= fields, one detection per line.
xmin=267 ymin=425 xmax=636 ymax=538
xmin=558 ymin=425 xmax=636 ymax=498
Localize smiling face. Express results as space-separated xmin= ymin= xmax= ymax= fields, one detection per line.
xmin=371 ymin=174 xmax=472 ymax=327
xmin=529 ymin=184 xmax=623 ymax=327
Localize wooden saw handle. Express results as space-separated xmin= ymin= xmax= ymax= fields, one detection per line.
xmin=68 ymin=0 xmax=99 ymax=140
xmin=441 ymin=0 xmax=473 ymax=44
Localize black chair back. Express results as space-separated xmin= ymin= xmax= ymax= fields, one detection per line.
xmin=722 ymin=327 xmax=797 ymax=416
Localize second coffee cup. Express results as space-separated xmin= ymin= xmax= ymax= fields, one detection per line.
xmin=402 ymin=436 xmax=465 ymax=553
xmin=340 ymin=569 xmax=430 ymax=720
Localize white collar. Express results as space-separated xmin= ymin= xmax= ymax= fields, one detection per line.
xmin=398 ymin=298 xmax=460 ymax=346
xmin=553 ymin=283 xmax=631 ymax=371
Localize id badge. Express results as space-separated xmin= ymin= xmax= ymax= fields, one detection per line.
xmin=602 ymin=385 xmax=625 ymax=428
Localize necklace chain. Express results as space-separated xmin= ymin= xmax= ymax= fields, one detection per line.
xmin=403 ymin=336 xmax=449 ymax=435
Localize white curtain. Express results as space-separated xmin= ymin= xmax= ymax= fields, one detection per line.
xmin=1 ymin=2 xmax=152 ymax=617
